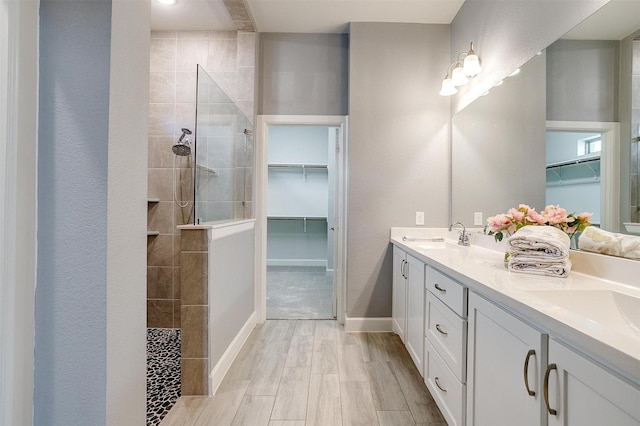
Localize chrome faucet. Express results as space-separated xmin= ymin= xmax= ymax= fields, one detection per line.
xmin=449 ymin=221 xmax=470 ymax=246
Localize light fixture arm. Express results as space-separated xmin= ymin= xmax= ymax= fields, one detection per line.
xmin=438 ymin=41 xmax=482 ymax=96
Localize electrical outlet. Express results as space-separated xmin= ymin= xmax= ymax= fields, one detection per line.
xmin=416 ymin=211 xmax=425 ymax=226
xmin=474 ymin=212 xmax=483 ymax=226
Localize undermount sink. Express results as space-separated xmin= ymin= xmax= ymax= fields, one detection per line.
xmin=526 ymin=289 xmax=640 ymax=337
xmin=411 ymin=241 xmax=447 ymax=250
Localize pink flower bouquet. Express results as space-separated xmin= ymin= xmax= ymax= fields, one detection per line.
xmin=486 ymin=204 xmax=592 ymax=242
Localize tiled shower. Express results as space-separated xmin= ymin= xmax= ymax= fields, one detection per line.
xmin=146 ymin=30 xmax=256 ymax=424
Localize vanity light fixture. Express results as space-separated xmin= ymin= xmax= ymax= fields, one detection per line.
xmin=439 ymin=42 xmax=483 ymax=96
xmin=508 ymin=68 xmax=521 ymax=77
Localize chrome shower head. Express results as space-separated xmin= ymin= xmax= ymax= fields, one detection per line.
xmin=172 ymin=128 xmax=192 ymax=156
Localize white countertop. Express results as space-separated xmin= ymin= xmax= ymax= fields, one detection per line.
xmin=391 ymin=227 xmax=640 ymax=385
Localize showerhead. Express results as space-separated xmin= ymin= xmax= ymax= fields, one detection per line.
xmin=172 ymin=128 xmax=192 ymax=156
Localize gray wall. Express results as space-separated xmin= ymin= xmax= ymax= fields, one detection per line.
xmin=258 ymin=33 xmax=348 ymax=115
xmin=451 ymin=53 xmax=547 ymax=226
xmin=36 ymin=0 xmax=112 ymax=423
xmin=450 ymin=0 xmax=608 ymax=114
xmin=547 ymin=39 xmax=619 ymax=122
xmin=348 ymin=23 xmax=450 ymax=318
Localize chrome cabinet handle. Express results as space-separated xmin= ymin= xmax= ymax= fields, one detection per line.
xmin=401 ymin=260 xmax=407 ymax=278
xmin=434 ymin=283 xmax=446 ymax=293
xmin=435 ymin=324 xmax=448 ymax=336
xmin=523 ymin=349 xmax=536 ymax=396
xmin=435 ymin=377 xmax=447 ymax=393
xmin=544 ymin=363 xmax=558 ymax=416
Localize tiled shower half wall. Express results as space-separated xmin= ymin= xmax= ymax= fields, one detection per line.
xmin=147 ymin=30 xmax=255 ymax=328
xmin=631 ymin=39 xmax=639 ymax=223
xmin=195 ymin=65 xmax=254 ymax=223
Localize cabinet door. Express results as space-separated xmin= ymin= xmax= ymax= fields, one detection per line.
xmin=467 ymin=292 xmax=547 ymax=426
xmin=546 ymin=339 xmax=640 ymax=426
xmin=405 ymin=254 xmax=425 ymax=376
xmin=392 ymin=246 xmax=407 ymax=342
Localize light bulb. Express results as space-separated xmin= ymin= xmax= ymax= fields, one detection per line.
xmin=451 ymin=64 xmax=469 ymax=86
xmin=439 ymin=77 xmax=457 ymax=96
xmin=509 ymin=68 xmax=521 ymax=77
xmin=463 ymin=54 xmax=482 ymax=77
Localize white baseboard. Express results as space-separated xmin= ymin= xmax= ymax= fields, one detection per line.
xmin=209 ymin=311 xmax=257 ymax=395
xmin=266 ymin=259 xmax=327 ymax=267
xmin=344 ymin=315 xmax=393 ymax=332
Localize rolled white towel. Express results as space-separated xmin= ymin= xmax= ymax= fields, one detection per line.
xmin=578 ymin=227 xmax=640 ymax=260
xmin=508 ymin=257 xmax=572 ymax=278
xmin=507 ymin=225 xmax=570 ymax=259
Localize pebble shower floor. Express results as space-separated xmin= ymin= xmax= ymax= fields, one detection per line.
xmin=147 ymin=328 xmax=181 ymax=425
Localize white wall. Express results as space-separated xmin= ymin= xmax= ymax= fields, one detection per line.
xmin=0 ymin=1 xmax=38 ymax=424
xmin=107 ymin=1 xmax=149 ymax=424
xmin=348 ymin=23 xmax=450 ymax=318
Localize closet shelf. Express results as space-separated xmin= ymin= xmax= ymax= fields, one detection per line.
xmin=546 ymin=156 xmax=600 ymax=169
xmin=268 ymin=163 xmax=328 ymax=169
xmin=267 ymin=216 xmax=327 ymax=221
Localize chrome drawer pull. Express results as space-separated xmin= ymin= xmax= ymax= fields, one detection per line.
xmin=434 ymin=283 xmax=446 ymax=293
xmin=435 ymin=377 xmax=447 ymax=393
xmin=544 ymin=363 xmax=558 ymax=416
xmin=435 ymin=324 xmax=448 ymax=336
xmin=523 ymin=349 xmax=535 ymax=396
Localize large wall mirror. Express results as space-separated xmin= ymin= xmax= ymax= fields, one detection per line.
xmin=451 ymin=1 xmax=640 ymax=236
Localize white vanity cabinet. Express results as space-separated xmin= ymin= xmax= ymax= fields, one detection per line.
xmin=424 ymin=266 xmax=468 ymax=426
xmin=544 ymin=339 xmax=640 ymax=426
xmin=392 ymin=246 xmax=408 ymax=342
xmin=392 ymin=245 xmax=426 ymax=375
xmin=467 ymin=292 xmax=548 ymax=426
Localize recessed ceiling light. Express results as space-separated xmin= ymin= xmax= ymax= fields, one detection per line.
xmin=156 ymin=0 xmax=177 ymax=5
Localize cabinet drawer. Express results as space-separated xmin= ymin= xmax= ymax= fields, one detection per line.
xmin=425 ymin=338 xmax=466 ymax=426
xmin=426 ymin=291 xmax=467 ymax=382
xmin=426 ymin=266 xmax=467 ymax=317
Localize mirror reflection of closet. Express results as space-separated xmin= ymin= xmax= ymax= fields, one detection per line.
xmin=266 ymin=125 xmax=337 ymax=319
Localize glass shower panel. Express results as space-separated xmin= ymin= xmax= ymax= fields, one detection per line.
xmin=194 ymin=65 xmax=253 ymax=224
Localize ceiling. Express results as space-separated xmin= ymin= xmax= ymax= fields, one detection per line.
xmin=150 ymin=0 xmax=640 ymax=40
xmin=151 ymin=0 xmax=465 ymax=32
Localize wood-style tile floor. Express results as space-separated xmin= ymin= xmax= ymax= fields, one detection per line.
xmin=161 ymin=320 xmax=446 ymax=426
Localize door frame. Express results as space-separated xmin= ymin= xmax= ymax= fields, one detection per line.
xmin=546 ymin=121 xmax=620 ymax=232
xmin=255 ymin=115 xmax=348 ymax=324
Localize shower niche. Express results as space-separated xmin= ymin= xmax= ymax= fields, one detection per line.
xmin=193 ymin=65 xmax=254 ymax=224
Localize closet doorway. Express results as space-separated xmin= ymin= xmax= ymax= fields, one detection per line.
xmin=256 ymin=116 xmax=348 ymax=323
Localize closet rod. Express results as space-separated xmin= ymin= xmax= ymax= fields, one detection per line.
xmin=268 ymin=164 xmax=328 ymax=169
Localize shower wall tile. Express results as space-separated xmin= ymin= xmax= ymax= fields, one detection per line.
xmin=209 ymin=71 xmax=238 ymax=101
xmin=174 ymin=102 xmax=196 ymax=139
xmin=147 ymin=299 xmax=174 ymax=328
xmin=210 ymin=31 xmax=237 ymax=40
xmin=173 ymin=234 xmax=182 ymax=266
xmin=149 ymin=103 xmax=175 ymax=136
xmin=178 ymin=31 xmax=210 ymax=39
xmin=176 ymin=72 xmax=197 ymax=103
xmin=147 ymin=266 xmax=174 ymax=300
xmin=207 ymin=39 xmax=238 ymax=72
xmin=207 ymin=136 xmax=235 ymax=168
xmin=237 ymin=33 xmax=255 ymax=67
xmin=182 ymin=305 xmax=208 ymax=358
xmin=206 ymin=168 xmax=233 ymax=201
xmin=148 ymin=136 xmax=176 ymax=168
xmin=235 ymin=21 xmax=254 ymax=32
xmin=181 ymin=358 xmax=208 ymax=395
xmin=150 ymin=38 xmax=177 ymax=73
xmin=148 ymin=234 xmax=173 ymax=267
xmin=173 ymin=267 xmax=181 ymax=298
xmin=236 ymin=100 xmax=254 ymax=125
xmin=237 ymin=66 xmax=254 ymax=102
xmin=175 ymin=204 xmax=194 ymax=228
xmin=148 ymin=201 xmax=175 ymax=234
xmin=148 ymin=168 xmax=173 ymax=200
xmin=181 ymin=252 xmax=208 ymax=305
xmin=149 ymin=72 xmax=176 ymax=103
xmin=173 ymin=301 xmax=181 ymax=328
xmin=181 ymin=229 xmax=209 ymax=251
xmin=151 ymin=31 xmax=177 ymax=39
xmin=177 ymin=39 xmax=209 ymax=72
